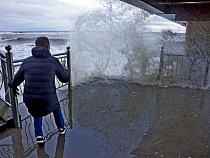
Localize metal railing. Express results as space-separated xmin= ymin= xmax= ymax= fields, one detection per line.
xmin=158 ymin=46 xmax=210 ymax=88
xmin=0 ymin=46 xmax=72 ymax=128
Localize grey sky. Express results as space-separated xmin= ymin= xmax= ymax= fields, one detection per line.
xmin=0 ymin=0 xmax=99 ymax=31
xmin=0 ymin=0 xmax=185 ymax=32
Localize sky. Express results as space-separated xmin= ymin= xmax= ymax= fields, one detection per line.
xmin=0 ymin=0 xmax=100 ymax=31
xmin=0 ymin=0 xmax=186 ymax=32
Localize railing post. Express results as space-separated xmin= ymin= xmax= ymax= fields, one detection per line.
xmin=66 ymin=47 xmax=72 ymax=91
xmin=158 ymin=46 xmax=164 ymax=82
xmin=68 ymin=92 xmax=73 ymax=129
xmin=5 ymin=45 xmax=21 ymax=128
xmin=0 ymin=53 xmax=10 ymax=102
xmin=204 ymin=57 xmax=209 ymax=87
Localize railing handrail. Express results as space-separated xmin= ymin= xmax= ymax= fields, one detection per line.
xmin=164 ymin=53 xmax=186 ymax=57
xmin=13 ymin=51 xmax=68 ymax=64
xmin=52 ymin=52 xmax=67 ymax=57
xmin=1 ymin=51 xmax=68 ymax=64
xmin=164 ymin=53 xmax=210 ymax=59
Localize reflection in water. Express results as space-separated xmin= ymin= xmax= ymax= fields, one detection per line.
xmin=55 ymin=135 xmax=65 ymax=158
xmin=12 ymin=129 xmax=24 ymax=158
xmin=37 ymin=144 xmax=49 ymax=158
xmin=1 ymin=79 xmax=210 ymax=157
xmin=71 ymin=78 xmax=210 ymax=157
xmin=68 ymin=92 xmax=73 ymax=129
xmin=132 ymin=86 xmax=210 ymax=158
xmin=71 ymin=79 xmax=157 ymax=155
xmin=0 ymin=129 xmax=25 ymax=158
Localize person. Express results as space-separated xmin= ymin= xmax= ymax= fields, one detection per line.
xmin=9 ymin=37 xmax=70 ymax=144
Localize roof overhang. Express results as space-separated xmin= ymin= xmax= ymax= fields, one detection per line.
xmin=120 ymin=1 xmax=210 ymax=26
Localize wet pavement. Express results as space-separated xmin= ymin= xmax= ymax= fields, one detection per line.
xmin=1 ymin=78 xmax=210 ymax=158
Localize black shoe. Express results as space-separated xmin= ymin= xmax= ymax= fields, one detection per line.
xmin=59 ymin=126 xmax=67 ymax=135
xmin=36 ymin=136 xmax=46 ymax=144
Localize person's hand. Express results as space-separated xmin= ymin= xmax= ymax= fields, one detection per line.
xmin=8 ymin=82 xmax=19 ymax=95
xmin=12 ymin=87 xmax=19 ymax=95
xmin=62 ymin=64 xmax=67 ymax=70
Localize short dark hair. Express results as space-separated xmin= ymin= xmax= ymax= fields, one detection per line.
xmin=35 ymin=37 xmax=50 ymax=48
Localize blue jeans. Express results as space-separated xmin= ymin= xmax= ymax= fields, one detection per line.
xmin=34 ymin=103 xmax=65 ymax=137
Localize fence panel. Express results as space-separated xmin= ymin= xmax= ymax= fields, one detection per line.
xmin=159 ymin=52 xmax=209 ymax=88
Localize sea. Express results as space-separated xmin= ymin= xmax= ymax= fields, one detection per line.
xmin=0 ymin=31 xmax=186 ymax=60
xmin=0 ymin=31 xmax=186 ymax=88
xmin=0 ymin=31 xmax=71 ymax=60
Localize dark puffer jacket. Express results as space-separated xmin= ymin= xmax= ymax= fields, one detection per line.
xmin=10 ymin=46 xmax=70 ymax=117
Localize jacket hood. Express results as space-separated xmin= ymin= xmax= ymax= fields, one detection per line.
xmin=32 ymin=46 xmax=51 ymax=58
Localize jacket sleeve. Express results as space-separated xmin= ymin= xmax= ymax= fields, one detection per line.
xmin=10 ymin=60 xmax=25 ymax=88
xmin=55 ymin=59 xmax=70 ymax=83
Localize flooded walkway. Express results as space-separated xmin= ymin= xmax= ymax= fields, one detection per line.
xmin=0 ymin=78 xmax=210 ymax=158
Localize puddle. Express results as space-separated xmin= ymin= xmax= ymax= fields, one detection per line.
xmin=0 ymin=79 xmax=210 ymax=157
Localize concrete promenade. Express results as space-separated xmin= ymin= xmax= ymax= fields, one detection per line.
xmin=0 ymin=79 xmax=210 ymax=158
